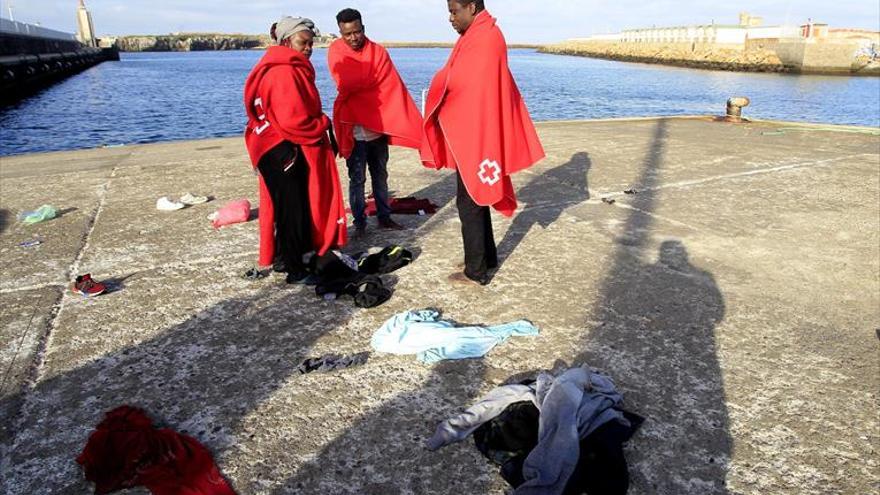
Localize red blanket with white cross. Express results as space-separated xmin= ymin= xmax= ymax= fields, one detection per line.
xmin=419 ymin=10 xmax=545 ymax=216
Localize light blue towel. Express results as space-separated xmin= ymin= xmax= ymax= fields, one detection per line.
xmin=371 ymin=310 xmax=539 ymax=363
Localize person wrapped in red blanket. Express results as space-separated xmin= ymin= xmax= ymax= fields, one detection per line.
xmin=244 ymin=16 xmax=347 ymax=283
xmin=420 ymin=0 xmax=545 ymax=286
xmin=329 ymin=8 xmax=423 ymax=237
xmin=76 ymin=406 xmax=236 ymax=495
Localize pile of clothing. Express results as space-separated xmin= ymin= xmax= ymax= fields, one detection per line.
xmin=77 ymin=406 xmax=235 ymax=495
xmin=427 ymin=367 xmax=643 ymax=494
xmin=309 ymin=245 xmax=413 ymax=308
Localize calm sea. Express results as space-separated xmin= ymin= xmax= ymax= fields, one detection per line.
xmin=1 ymin=48 xmax=878 ymax=156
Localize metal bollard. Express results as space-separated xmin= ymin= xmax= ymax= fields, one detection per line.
xmin=726 ymin=97 xmax=751 ymax=121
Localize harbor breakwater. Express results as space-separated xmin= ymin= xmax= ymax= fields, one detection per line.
xmin=0 ymin=19 xmax=119 ymax=105
xmin=540 ymin=40 xmax=880 ymax=75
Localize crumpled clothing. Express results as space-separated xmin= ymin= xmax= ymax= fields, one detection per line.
xmin=212 ymin=199 xmax=251 ymax=229
xmin=296 ymin=352 xmax=370 ymax=375
xmin=371 ymin=310 xmax=538 ymax=364
xmin=427 ymin=367 xmax=636 ymax=495
xmin=76 ymin=405 xmax=236 ymax=495
xmin=19 ymin=205 xmax=57 ymax=224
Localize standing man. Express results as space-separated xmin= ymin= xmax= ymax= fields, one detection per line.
xmin=420 ymin=0 xmax=545 ymax=285
xmin=329 ymin=8 xmax=423 ymax=238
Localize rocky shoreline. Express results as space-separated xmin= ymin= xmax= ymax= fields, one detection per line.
xmin=115 ymin=35 xmax=542 ymax=52
xmin=115 ymin=34 xmax=335 ymax=52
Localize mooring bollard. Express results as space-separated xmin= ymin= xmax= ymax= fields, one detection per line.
xmin=726 ymin=97 xmax=751 ymax=121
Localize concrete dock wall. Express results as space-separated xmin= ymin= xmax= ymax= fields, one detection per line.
xmin=0 ymin=26 xmax=119 ymax=105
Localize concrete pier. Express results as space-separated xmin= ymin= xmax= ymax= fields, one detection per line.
xmin=0 ymin=118 xmax=878 ymax=494
xmin=0 ymin=19 xmax=119 ymax=105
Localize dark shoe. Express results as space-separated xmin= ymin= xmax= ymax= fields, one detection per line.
xmin=353 ymin=225 xmax=367 ymax=239
xmin=448 ymin=271 xmax=489 ymax=286
xmin=378 ymin=218 xmax=405 ymax=231
xmin=243 ymin=267 xmax=269 ymax=281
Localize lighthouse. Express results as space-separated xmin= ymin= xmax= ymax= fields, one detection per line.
xmin=76 ymin=0 xmax=96 ymax=47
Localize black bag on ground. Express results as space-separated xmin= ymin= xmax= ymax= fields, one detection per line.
xmin=316 ymin=275 xmax=392 ymax=309
xmin=358 ymin=246 xmax=413 ymax=275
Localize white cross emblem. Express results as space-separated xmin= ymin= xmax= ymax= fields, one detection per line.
xmin=478 ymin=159 xmax=501 ymax=186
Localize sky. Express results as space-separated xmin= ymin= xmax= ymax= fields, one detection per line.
xmin=2 ymin=0 xmax=878 ymax=43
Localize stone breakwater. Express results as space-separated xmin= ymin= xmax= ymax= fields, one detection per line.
xmin=540 ymin=41 xmax=789 ymax=73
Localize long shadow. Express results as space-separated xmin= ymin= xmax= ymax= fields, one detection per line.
xmin=0 ymin=285 xmax=359 ymax=493
xmin=495 ymin=151 xmax=591 ymax=268
xmin=574 ymin=119 xmax=732 ymax=493
xmin=0 ymin=171 xmax=469 ymax=494
xmin=272 ymin=359 xmax=491 ymax=494
xmin=0 ymin=209 xmax=9 ymax=234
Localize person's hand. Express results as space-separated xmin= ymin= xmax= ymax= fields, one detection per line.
xmin=327 ymin=128 xmax=340 ymax=157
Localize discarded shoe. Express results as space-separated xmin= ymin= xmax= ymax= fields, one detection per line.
xmin=243 ymin=267 xmax=268 ymax=281
xmin=156 ymin=197 xmax=185 ymax=211
xmin=180 ymin=193 xmax=209 ymax=205
xmin=71 ymin=274 xmax=107 ymax=297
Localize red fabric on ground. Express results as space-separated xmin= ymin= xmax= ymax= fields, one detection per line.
xmin=346 ymin=197 xmax=439 ymax=216
xmin=244 ymin=45 xmax=347 ymax=266
xmin=328 ymin=38 xmax=422 ymax=159
xmin=76 ymin=406 xmax=236 ymax=495
xmin=419 ymin=11 xmax=545 ymax=217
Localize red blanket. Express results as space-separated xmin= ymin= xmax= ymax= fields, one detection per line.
xmin=244 ymin=46 xmax=347 ymax=266
xmin=328 ymin=38 xmax=422 ymax=159
xmin=419 ymin=11 xmax=545 ymax=217
xmin=76 ymin=406 xmax=236 ymax=495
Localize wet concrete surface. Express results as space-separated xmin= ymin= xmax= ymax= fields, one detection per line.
xmin=0 ymin=118 xmax=878 ymax=494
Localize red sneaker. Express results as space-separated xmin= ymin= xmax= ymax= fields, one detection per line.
xmin=71 ymin=274 xmax=106 ymax=297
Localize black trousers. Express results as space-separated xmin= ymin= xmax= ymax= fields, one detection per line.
xmin=456 ymin=171 xmax=498 ymax=280
xmin=258 ymin=141 xmax=312 ymax=273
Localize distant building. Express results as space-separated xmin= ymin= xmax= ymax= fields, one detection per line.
xmin=76 ymin=0 xmax=96 ymax=47
xmin=614 ymin=13 xmax=804 ymax=48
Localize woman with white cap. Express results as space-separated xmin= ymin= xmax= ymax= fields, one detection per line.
xmin=244 ymin=17 xmax=347 ymax=283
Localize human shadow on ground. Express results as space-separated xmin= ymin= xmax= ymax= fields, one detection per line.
xmin=0 ymin=285 xmax=361 ymax=493
xmin=1 ymin=169 xmax=471 ymax=494
xmin=494 ymin=151 xmax=591 ymax=276
xmin=271 ymin=359 xmax=492 ymax=495
xmin=572 ymin=119 xmax=732 ymax=493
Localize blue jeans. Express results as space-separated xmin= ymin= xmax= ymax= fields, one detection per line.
xmin=347 ymin=137 xmax=391 ymax=228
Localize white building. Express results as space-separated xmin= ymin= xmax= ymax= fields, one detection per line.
xmin=593 ymin=13 xmax=802 ymax=47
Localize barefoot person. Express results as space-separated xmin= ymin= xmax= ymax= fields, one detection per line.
xmin=420 ymin=0 xmax=545 ymax=285
xmin=329 ymin=8 xmax=423 ymax=238
xmin=244 ymin=16 xmax=347 ymax=283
